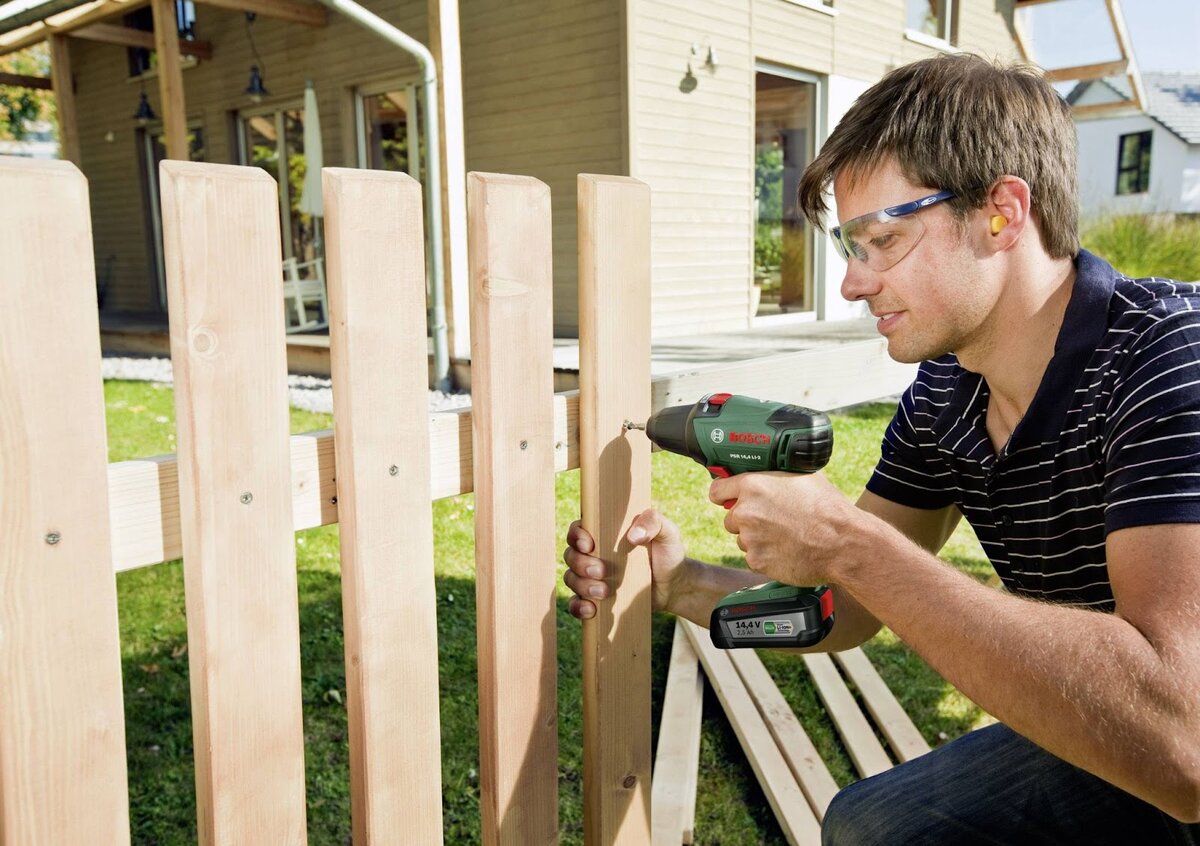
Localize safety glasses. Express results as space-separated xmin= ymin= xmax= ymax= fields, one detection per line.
xmin=830 ymin=190 xmax=955 ymax=271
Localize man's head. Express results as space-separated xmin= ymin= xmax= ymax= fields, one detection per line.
xmin=798 ymin=53 xmax=1079 ymax=260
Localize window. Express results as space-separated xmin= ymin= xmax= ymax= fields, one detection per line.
xmin=125 ymin=2 xmax=197 ymax=77
xmin=755 ymin=69 xmax=820 ymax=316
xmin=1116 ymin=131 xmax=1152 ymax=195
xmin=139 ymin=125 xmax=206 ymax=309
xmin=906 ymin=0 xmax=954 ymax=43
xmin=355 ymin=85 xmax=424 ymax=181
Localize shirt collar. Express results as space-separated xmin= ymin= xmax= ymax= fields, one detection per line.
xmin=933 ymin=249 xmax=1119 ymax=458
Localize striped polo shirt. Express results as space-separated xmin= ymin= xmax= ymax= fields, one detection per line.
xmin=866 ymin=250 xmax=1200 ymax=610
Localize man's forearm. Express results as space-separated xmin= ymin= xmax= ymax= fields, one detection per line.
xmin=836 ymin=515 xmax=1200 ymax=820
xmin=667 ymin=558 xmax=881 ymax=652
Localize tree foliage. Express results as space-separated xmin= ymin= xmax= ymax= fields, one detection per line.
xmin=0 ymin=44 xmax=56 ymax=141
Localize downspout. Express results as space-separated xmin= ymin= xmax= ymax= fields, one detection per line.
xmin=315 ymin=0 xmax=452 ymax=391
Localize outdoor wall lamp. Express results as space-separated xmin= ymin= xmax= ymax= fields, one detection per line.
xmin=133 ymin=92 xmax=157 ymax=124
xmin=243 ymin=11 xmax=269 ymax=103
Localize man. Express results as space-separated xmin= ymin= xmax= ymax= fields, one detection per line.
xmin=563 ymin=54 xmax=1200 ymax=843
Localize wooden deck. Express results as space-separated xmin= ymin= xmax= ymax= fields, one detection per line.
xmin=102 ymin=313 xmax=891 ymax=398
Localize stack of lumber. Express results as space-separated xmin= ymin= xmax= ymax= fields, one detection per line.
xmin=651 ymin=620 xmax=931 ymax=845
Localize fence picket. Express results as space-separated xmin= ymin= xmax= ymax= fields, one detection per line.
xmin=322 ymin=167 xmax=445 ymax=843
xmin=468 ymin=172 xmax=560 ymax=844
xmin=578 ymin=174 xmax=654 ymax=845
xmin=159 ymin=161 xmax=308 ymax=844
xmin=0 ymin=157 xmax=131 ymax=846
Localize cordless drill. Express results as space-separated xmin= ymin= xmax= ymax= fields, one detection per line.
xmin=629 ymin=393 xmax=836 ymax=649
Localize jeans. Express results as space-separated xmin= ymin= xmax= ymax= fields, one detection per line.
xmin=822 ymin=723 xmax=1200 ymax=845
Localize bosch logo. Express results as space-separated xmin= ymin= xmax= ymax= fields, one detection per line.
xmin=710 ymin=428 xmax=725 ymax=444
xmin=730 ymin=432 xmax=771 ymax=445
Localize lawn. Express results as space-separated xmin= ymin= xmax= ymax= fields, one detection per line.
xmin=106 ymin=379 xmax=992 ymax=845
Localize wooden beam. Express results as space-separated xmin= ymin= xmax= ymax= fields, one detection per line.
xmin=427 ymin=0 xmax=470 ymax=362
xmin=1042 ymin=58 xmax=1127 ymax=84
xmin=651 ymin=620 xmax=705 ymax=846
xmin=150 ymin=0 xmax=187 ymax=159
xmin=47 ymin=35 xmax=79 ymax=164
xmin=72 ymin=22 xmax=213 ymax=59
xmin=159 ymin=160 xmax=308 ymax=844
xmin=801 ymin=653 xmax=892 ymax=777
xmin=0 ymin=0 xmax=151 ymax=57
xmin=0 ymin=71 xmax=53 ymax=89
xmin=729 ymin=648 xmax=841 ymax=821
xmin=468 ymin=172 xmax=559 ymax=844
xmin=0 ymin=154 xmax=131 ymax=846
xmin=323 ymin=168 xmax=445 ymax=844
xmin=579 ymin=174 xmax=653 ymax=845
xmin=683 ymin=621 xmax=822 ymax=844
xmin=192 ymin=0 xmax=327 ymax=27
xmin=1071 ymin=101 xmax=1142 ymax=118
xmin=1106 ymin=0 xmax=1146 ymax=110
xmin=832 ymin=649 xmax=930 ymax=764
xmin=106 ymin=337 xmax=916 ymax=574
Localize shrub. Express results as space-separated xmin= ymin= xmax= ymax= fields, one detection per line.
xmin=1081 ymin=214 xmax=1200 ymax=282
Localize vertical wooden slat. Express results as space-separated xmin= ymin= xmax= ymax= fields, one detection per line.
xmin=468 ymin=172 xmax=559 ymax=844
xmin=0 ymin=157 xmax=130 ymax=845
xmin=159 ymin=160 xmax=308 ymax=845
xmin=47 ymin=36 xmax=80 ymax=165
xmin=322 ymin=168 xmax=444 ymax=844
xmin=578 ymin=173 xmax=653 ymax=845
xmin=651 ymin=620 xmax=704 ymax=846
xmin=150 ymin=0 xmax=188 ymax=160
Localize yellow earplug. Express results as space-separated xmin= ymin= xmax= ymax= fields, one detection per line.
xmin=990 ymin=215 xmax=1007 ymax=235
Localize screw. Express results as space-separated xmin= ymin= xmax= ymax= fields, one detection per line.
xmin=520 ymin=440 xmax=528 ymax=450
xmin=622 ymin=775 xmax=637 ymax=789
xmin=240 ymin=492 xmax=253 ymax=505
xmin=45 ymin=532 xmax=61 ymax=545
xmin=389 ymin=465 xmax=399 ymax=476
xmin=330 ymin=496 xmax=338 ymax=505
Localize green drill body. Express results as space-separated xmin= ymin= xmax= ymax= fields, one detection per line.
xmin=640 ymin=393 xmax=837 ymax=649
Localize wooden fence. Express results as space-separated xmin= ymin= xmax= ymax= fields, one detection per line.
xmin=0 ymin=156 xmax=654 ymax=845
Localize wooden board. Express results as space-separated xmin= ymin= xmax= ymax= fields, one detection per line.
xmin=801 ymin=653 xmax=891 ymax=778
xmin=651 ymin=621 xmax=704 ymax=846
xmin=0 ymin=156 xmax=130 ymax=845
xmin=728 ymin=649 xmax=840 ymax=820
xmin=323 ymin=168 xmax=444 ymax=843
xmin=578 ymin=173 xmax=654 ymax=845
xmin=106 ymin=337 xmax=915 ymax=574
xmin=832 ymin=648 xmax=930 ymax=763
xmin=159 ymin=160 xmax=308 ymax=845
xmin=467 ymin=172 xmax=559 ymax=844
xmin=682 ymin=622 xmax=821 ymax=845
xmin=47 ymin=35 xmax=79 ymax=165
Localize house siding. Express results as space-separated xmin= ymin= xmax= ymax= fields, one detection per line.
xmin=629 ymin=0 xmax=1019 ymax=337
xmin=1075 ymin=114 xmax=1194 ymax=216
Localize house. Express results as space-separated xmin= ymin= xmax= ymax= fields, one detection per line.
xmin=0 ymin=0 xmax=1022 ymax=382
xmin=1068 ymin=72 xmax=1200 ymax=217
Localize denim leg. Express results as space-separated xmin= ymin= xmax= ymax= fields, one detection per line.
xmin=821 ymin=722 xmax=1200 ymax=846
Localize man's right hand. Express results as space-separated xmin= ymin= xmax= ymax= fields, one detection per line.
xmin=563 ymin=508 xmax=690 ymax=619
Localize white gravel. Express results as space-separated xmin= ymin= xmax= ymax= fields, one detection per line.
xmin=101 ymin=355 xmax=472 ymax=415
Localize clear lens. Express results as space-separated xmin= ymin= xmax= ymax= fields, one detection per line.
xmin=833 ymin=211 xmax=928 ymax=272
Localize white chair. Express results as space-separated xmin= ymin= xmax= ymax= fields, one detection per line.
xmin=282 ymin=256 xmax=329 ymax=333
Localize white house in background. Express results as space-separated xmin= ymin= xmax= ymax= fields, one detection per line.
xmin=1068 ymin=72 xmax=1200 ymax=217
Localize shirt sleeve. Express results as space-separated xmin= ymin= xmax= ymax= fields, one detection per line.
xmin=865 ymin=369 xmax=957 ymax=510
xmin=1104 ymin=308 xmax=1200 ymax=533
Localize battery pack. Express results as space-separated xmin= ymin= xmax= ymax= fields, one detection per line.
xmin=709 ymin=582 xmax=834 ymax=649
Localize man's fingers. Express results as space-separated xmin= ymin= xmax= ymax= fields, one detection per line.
xmin=563 ymin=568 xmax=609 ymax=602
xmin=724 ymin=508 xmax=739 ymax=536
xmin=709 ymin=476 xmax=740 ymax=505
xmin=627 ymin=508 xmax=682 ymax=546
xmin=568 ymin=596 xmax=596 ymax=620
xmin=564 ymin=545 xmax=605 ymax=580
xmin=566 ymin=520 xmax=595 ymax=554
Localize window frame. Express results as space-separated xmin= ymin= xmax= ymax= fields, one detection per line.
xmin=1115 ymin=130 xmax=1152 ymax=196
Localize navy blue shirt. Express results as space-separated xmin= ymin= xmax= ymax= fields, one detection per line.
xmin=867 ymin=250 xmax=1200 ymax=610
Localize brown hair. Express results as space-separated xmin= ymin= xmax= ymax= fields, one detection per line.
xmin=797 ymin=53 xmax=1079 ymax=259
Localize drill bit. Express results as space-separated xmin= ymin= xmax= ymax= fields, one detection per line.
xmin=623 ymin=420 xmax=646 ymax=431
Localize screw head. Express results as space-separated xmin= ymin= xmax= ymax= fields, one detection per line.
xmin=389 ymin=465 xmax=399 ymax=476
xmin=520 ymin=440 xmax=528 ymax=450
xmin=240 ymin=492 xmax=253 ymax=505
xmin=45 ymin=532 xmax=61 ymax=545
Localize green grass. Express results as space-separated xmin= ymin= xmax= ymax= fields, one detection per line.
xmin=1082 ymin=213 xmax=1200 ymax=282
xmin=106 ymin=380 xmax=992 ymax=844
